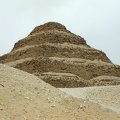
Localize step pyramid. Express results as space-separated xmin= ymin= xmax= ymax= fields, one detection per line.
xmin=0 ymin=22 xmax=120 ymax=87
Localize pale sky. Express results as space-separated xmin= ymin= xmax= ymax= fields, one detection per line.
xmin=0 ymin=0 xmax=120 ymax=65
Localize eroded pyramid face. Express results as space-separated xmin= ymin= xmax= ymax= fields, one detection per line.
xmin=29 ymin=22 xmax=69 ymax=35
xmin=0 ymin=22 xmax=120 ymax=87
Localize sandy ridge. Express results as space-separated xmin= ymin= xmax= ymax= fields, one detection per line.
xmin=0 ymin=64 xmax=120 ymax=120
xmin=59 ymin=85 xmax=120 ymax=114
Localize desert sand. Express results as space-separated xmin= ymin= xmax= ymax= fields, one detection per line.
xmin=59 ymin=85 xmax=120 ymax=114
xmin=0 ymin=64 xmax=120 ymax=120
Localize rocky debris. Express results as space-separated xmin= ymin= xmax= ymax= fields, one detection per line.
xmin=0 ymin=22 xmax=120 ymax=87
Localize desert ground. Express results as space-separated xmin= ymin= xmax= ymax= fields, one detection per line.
xmin=0 ymin=64 xmax=120 ymax=120
xmin=59 ymin=85 xmax=120 ymax=114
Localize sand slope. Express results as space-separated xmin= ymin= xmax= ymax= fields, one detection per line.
xmin=59 ymin=85 xmax=120 ymax=114
xmin=0 ymin=64 xmax=120 ymax=120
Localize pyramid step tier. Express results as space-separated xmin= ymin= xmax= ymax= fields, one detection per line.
xmin=0 ymin=43 xmax=111 ymax=63
xmin=5 ymin=57 xmax=120 ymax=80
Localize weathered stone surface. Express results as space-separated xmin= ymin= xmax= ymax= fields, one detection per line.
xmin=0 ymin=22 xmax=120 ymax=87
